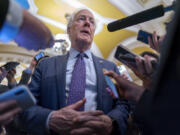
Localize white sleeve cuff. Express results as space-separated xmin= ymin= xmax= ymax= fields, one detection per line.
xmin=46 ymin=111 xmax=55 ymax=134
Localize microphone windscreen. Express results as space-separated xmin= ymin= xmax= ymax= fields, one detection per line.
xmin=107 ymin=5 xmax=165 ymax=32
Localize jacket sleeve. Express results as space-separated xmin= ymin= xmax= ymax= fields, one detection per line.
xmin=17 ymin=61 xmax=53 ymax=135
xmin=18 ymin=70 xmax=32 ymax=85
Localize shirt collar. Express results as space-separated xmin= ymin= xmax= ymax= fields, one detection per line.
xmin=69 ymin=48 xmax=93 ymax=61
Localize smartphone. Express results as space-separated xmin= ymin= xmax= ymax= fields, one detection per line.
xmin=34 ymin=52 xmax=45 ymax=61
xmin=114 ymin=45 xmax=138 ymax=68
xmin=2 ymin=61 xmax=20 ymax=72
xmin=137 ymin=30 xmax=160 ymax=44
xmin=0 ymin=85 xmax=36 ymax=110
xmin=104 ymin=75 xmax=119 ymax=98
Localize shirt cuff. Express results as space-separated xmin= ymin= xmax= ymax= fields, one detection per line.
xmin=46 ymin=111 xmax=54 ymax=133
xmin=0 ymin=0 xmax=23 ymax=42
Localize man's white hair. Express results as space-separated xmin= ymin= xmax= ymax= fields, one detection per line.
xmin=67 ymin=8 xmax=96 ymax=30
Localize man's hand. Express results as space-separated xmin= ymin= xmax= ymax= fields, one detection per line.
xmin=49 ymin=98 xmax=104 ymax=135
xmin=105 ymin=71 xmax=145 ymax=102
xmin=71 ymin=114 xmax=112 ymax=135
xmin=0 ymin=100 xmax=22 ymax=125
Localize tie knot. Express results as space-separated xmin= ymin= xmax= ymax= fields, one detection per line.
xmin=77 ymin=53 xmax=86 ymax=58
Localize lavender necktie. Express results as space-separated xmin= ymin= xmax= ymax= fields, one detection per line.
xmin=67 ymin=53 xmax=86 ymax=110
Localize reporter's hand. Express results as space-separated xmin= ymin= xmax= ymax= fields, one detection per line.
xmin=135 ymin=56 xmax=157 ymax=89
xmin=49 ymin=98 xmax=104 ymax=135
xmin=105 ymin=71 xmax=145 ymax=102
xmin=0 ymin=100 xmax=22 ymax=125
xmin=71 ymin=114 xmax=112 ymax=135
xmin=6 ymin=68 xmax=16 ymax=84
xmin=126 ymin=55 xmax=157 ymax=89
xmin=148 ymin=31 xmax=165 ymax=53
xmin=29 ymin=58 xmax=37 ymax=71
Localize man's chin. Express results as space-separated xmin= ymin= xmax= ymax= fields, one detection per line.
xmin=77 ymin=38 xmax=92 ymax=45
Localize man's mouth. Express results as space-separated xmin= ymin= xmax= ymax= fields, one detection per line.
xmin=80 ymin=30 xmax=90 ymax=35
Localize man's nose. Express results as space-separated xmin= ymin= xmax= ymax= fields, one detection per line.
xmin=84 ymin=19 xmax=90 ymax=27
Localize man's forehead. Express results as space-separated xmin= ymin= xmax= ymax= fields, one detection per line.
xmin=75 ymin=10 xmax=94 ymax=19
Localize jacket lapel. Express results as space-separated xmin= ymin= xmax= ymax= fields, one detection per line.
xmin=55 ymin=54 xmax=69 ymax=108
xmin=92 ymin=54 xmax=105 ymax=110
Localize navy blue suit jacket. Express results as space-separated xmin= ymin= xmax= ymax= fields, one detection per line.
xmin=19 ymin=53 xmax=130 ymax=135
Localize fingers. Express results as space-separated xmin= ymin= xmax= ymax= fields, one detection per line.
xmin=144 ymin=55 xmax=153 ymax=75
xmin=83 ymin=121 xmax=107 ymax=131
xmin=105 ymin=70 xmax=131 ymax=89
xmin=71 ymin=117 xmax=112 ymax=135
xmin=104 ymin=71 xmax=119 ymax=81
xmin=0 ymin=106 xmax=21 ymax=125
xmin=73 ymin=111 xmax=104 ymax=125
xmin=73 ymin=115 xmax=102 ymax=124
xmin=152 ymin=31 xmax=158 ymax=50
xmin=2 ymin=117 xmax=14 ymax=125
xmin=0 ymin=100 xmax=18 ymax=113
xmin=8 ymin=68 xmax=16 ymax=75
xmin=11 ymin=68 xmax=16 ymax=73
xmin=149 ymin=31 xmax=162 ymax=52
xmin=80 ymin=110 xmax=103 ymax=116
xmin=121 ymin=73 xmax=130 ymax=81
xmin=148 ymin=36 xmax=155 ymax=49
xmin=67 ymin=98 xmax=86 ymax=110
xmin=70 ymin=127 xmax=95 ymax=135
xmin=136 ymin=57 xmax=145 ymax=74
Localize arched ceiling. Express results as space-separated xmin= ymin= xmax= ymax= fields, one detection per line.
xmin=26 ymin=0 xmax=173 ymax=58
xmin=30 ymin=0 xmax=137 ymax=58
xmin=0 ymin=0 xmax=174 ymax=85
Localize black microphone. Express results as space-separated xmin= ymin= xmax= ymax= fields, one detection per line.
xmin=107 ymin=5 xmax=165 ymax=32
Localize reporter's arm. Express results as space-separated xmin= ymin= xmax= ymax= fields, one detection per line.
xmin=132 ymin=89 xmax=153 ymax=134
xmin=14 ymin=10 xmax=54 ymax=50
xmin=0 ymin=0 xmax=54 ymax=50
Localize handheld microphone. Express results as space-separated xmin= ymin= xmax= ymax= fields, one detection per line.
xmin=107 ymin=5 xmax=165 ymax=32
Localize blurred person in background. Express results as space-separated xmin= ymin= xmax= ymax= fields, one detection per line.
xmin=6 ymin=53 xmax=49 ymax=89
xmin=0 ymin=67 xmax=22 ymax=132
xmin=0 ymin=67 xmax=7 ymax=84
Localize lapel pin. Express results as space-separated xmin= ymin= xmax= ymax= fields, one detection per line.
xmin=99 ymin=60 xmax=103 ymax=64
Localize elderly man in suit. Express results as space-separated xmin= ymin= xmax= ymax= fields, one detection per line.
xmin=19 ymin=9 xmax=130 ymax=135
